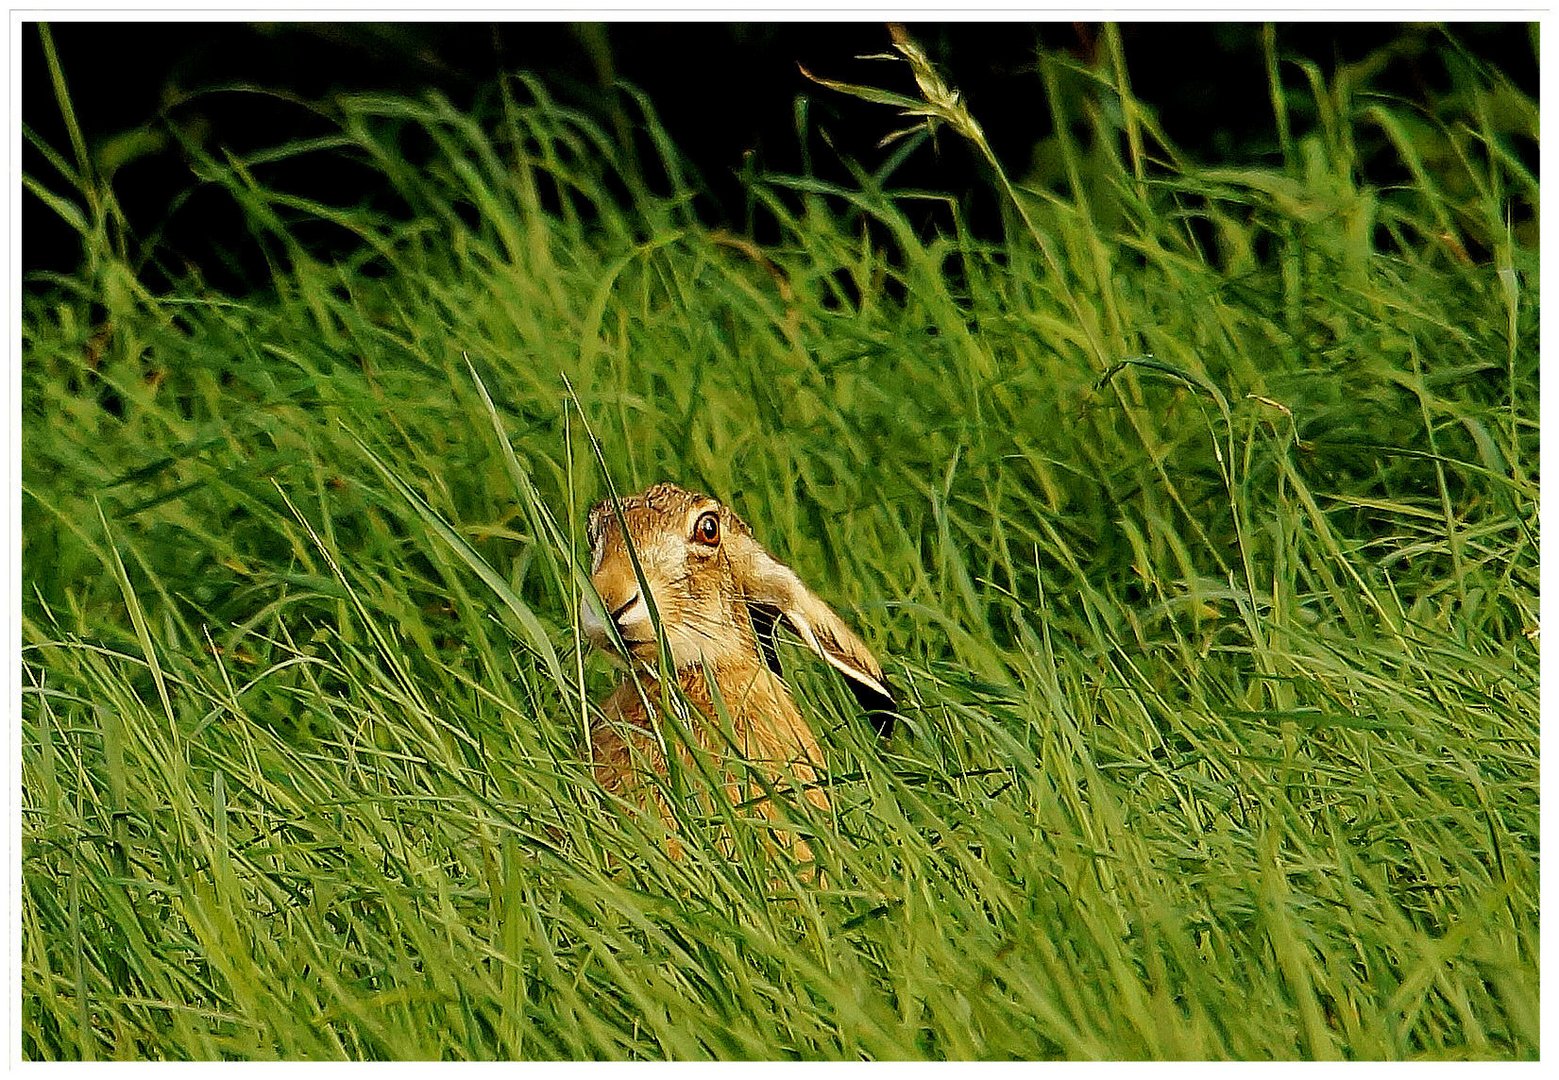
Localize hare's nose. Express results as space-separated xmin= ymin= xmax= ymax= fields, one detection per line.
xmin=610 ymin=589 xmax=641 ymax=626
xmin=609 ymin=589 xmax=653 ymax=641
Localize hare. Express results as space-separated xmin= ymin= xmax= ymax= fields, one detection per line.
xmin=580 ymin=482 xmax=894 ymax=864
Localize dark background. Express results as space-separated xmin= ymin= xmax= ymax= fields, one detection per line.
xmin=22 ymin=22 xmax=1538 ymax=287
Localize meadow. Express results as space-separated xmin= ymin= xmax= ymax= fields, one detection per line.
xmin=20 ymin=25 xmax=1538 ymax=1059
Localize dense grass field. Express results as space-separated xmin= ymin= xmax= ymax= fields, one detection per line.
xmin=20 ymin=25 xmax=1538 ymax=1059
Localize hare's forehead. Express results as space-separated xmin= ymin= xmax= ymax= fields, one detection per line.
xmin=586 ymin=504 xmax=694 ymax=566
xmin=602 ymin=509 xmax=686 ymax=552
xmin=586 ymin=488 xmax=751 ymax=560
xmin=589 ymin=487 xmax=712 ymax=538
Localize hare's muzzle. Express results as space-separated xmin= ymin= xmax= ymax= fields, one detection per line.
xmin=583 ymin=585 xmax=655 ymax=658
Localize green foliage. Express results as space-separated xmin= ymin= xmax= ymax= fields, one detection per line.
xmin=21 ymin=24 xmax=1537 ymax=1060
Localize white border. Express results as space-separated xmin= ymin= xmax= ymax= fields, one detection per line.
xmin=6 ymin=6 xmax=1550 ymax=1072
xmin=6 ymin=5 xmax=1555 ymax=17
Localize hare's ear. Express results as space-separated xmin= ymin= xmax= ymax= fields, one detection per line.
xmin=741 ymin=545 xmax=897 ymax=737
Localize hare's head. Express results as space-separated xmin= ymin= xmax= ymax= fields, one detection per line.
xmin=582 ymin=482 xmax=895 ymax=733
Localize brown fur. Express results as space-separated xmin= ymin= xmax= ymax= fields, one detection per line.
xmin=582 ymin=482 xmax=889 ymax=869
xmin=590 ymin=661 xmax=830 ymax=863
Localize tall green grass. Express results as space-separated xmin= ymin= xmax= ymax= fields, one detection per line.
xmin=21 ymin=24 xmax=1537 ymax=1059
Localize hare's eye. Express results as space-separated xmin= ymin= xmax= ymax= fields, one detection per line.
xmin=693 ymin=511 xmax=720 ymax=546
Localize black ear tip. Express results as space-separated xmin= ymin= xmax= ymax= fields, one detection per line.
xmin=848 ymin=677 xmax=898 ymax=740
